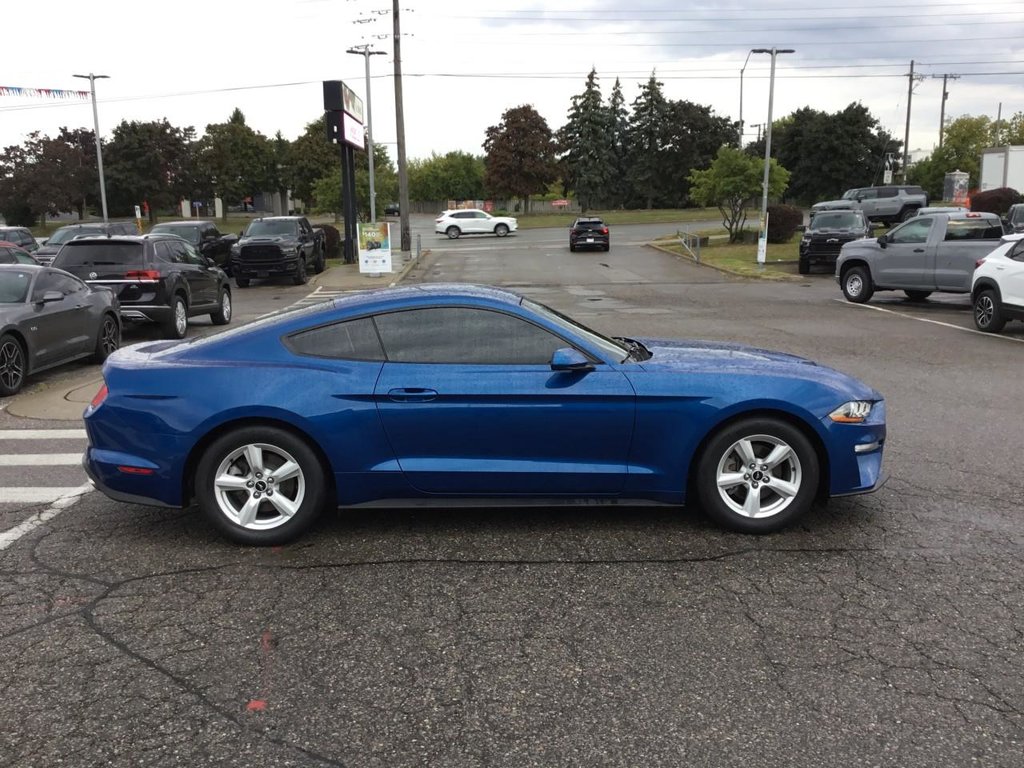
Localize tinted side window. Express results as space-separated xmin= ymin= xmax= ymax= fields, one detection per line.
xmin=288 ymin=317 xmax=383 ymax=360
xmin=944 ymin=219 xmax=1003 ymax=241
xmin=0 ymin=248 xmax=15 ymax=263
xmin=1008 ymin=240 xmax=1024 ymax=261
xmin=154 ymin=241 xmax=181 ymax=264
xmin=877 ymin=188 xmax=898 ymax=198
xmin=374 ymin=307 xmax=567 ymax=365
xmin=890 ymin=219 xmax=932 ymax=244
xmin=858 ymin=189 xmax=878 ymax=200
xmin=31 ymin=271 xmax=84 ymax=301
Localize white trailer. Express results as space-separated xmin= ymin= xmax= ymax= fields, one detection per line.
xmin=980 ymin=146 xmax=1024 ymax=191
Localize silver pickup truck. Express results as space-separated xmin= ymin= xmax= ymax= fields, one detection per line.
xmin=836 ymin=212 xmax=1005 ymax=303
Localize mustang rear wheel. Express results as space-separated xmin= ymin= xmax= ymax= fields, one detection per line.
xmin=195 ymin=426 xmax=326 ymax=545
xmin=0 ymin=333 xmax=26 ymax=396
xmin=696 ymin=417 xmax=818 ymax=533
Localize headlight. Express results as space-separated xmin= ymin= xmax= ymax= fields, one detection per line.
xmin=829 ymin=401 xmax=873 ymax=423
xmin=801 ymin=235 xmax=811 ymax=243
xmin=230 ymin=244 xmax=241 ymax=255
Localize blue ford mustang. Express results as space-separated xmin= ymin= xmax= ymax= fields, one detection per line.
xmin=83 ymin=284 xmax=886 ymax=545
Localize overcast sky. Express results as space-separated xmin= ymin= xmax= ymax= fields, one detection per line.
xmin=2 ymin=0 xmax=1022 ymax=164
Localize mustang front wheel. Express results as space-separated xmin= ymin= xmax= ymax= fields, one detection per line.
xmin=696 ymin=418 xmax=818 ymax=533
xmin=195 ymin=426 xmax=327 ymax=545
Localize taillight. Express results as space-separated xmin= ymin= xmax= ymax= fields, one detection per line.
xmin=975 ymin=258 xmax=986 ymax=269
xmin=125 ymin=269 xmax=161 ymax=281
xmin=602 ymin=227 xmax=609 ymax=235
xmin=90 ymin=384 xmax=108 ymax=408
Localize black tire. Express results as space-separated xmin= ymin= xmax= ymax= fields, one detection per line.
xmin=292 ymin=258 xmax=308 ymax=286
xmin=603 ymin=243 xmax=610 ymax=252
xmin=695 ymin=417 xmax=819 ymax=534
xmin=841 ymin=266 xmax=874 ymax=303
xmin=314 ymin=248 xmax=325 ymax=274
xmin=973 ymin=288 xmax=1006 ymax=333
xmin=0 ymin=333 xmax=26 ymax=397
xmin=569 ymin=242 xmax=576 ymax=252
xmin=92 ymin=314 xmax=120 ymax=363
xmin=494 ymin=223 xmax=509 ymax=237
xmin=798 ymin=257 xmax=810 ymax=275
xmin=446 ymin=226 xmax=461 ymax=239
xmin=898 ymin=207 xmax=917 ymax=223
xmin=163 ymin=295 xmax=188 ymax=340
xmin=235 ymin=276 xmax=251 ymax=288
xmin=904 ymin=290 xmax=932 ymax=301
xmin=195 ymin=426 xmax=327 ymax=545
xmin=210 ymin=288 xmax=232 ymax=326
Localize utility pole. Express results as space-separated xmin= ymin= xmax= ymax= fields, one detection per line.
xmin=752 ymin=123 xmax=765 ymax=144
xmin=932 ymin=73 xmax=960 ymax=149
xmin=901 ymin=61 xmax=924 ymax=182
xmin=346 ymin=45 xmax=386 ymax=223
xmin=392 ymin=0 xmax=411 ymax=255
xmin=72 ymin=73 xmax=109 ymax=222
xmin=739 ymin=49 xmax=755 ymax=145
xmin=750 ymin=48 xmax=794 ymax=267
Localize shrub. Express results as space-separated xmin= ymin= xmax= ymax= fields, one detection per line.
xmin=969 ymin=187 xmax=1022 ymax=216
xmin=319 ymin=223 xmax=341 ymax=257
xmin=766 ymin=203 xmax=803 ymax=243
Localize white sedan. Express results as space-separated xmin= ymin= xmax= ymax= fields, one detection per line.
xmin=972 ymin=233 xmax=1024 ymax=333
xmin=435 ymin=209 xmax=517 ymax=239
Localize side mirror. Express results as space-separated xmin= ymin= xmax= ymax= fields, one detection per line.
xmin=551 ymin=347 xmax=594 ymax=373
xmin=876 ymin=235 xmax=887 ymax=248
xmin=795 ymin=224 xmax=806 ymax=232
xmin=40 ymin=239 xmax=48 ymax=245
xmin=40 ymin=290 xmax=64 ymax=304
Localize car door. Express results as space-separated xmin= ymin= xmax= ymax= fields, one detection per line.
xmin=856 ymin=188 xmax=879 ymax=217
xmin=27 ymin=270 xmax=91 ymax=367
xmin=934 ymin=218 xmax=1003 ymax=291
xmin=1003 ymin=239 xmax=1024 ymax=307
xmin=875 ymin=217 xmax=935 ymax=288
xmin=372 ymin=306 xmax=636 ymax=495
xmin=169 ymin=240 xmax=219 ymax=309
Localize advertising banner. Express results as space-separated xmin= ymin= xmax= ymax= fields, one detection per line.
xmin=358 ymin=222 xmax=392 ymax=274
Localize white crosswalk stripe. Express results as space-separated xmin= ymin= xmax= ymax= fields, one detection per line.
xmin=0 ymin=429 xmax=90 ymax=506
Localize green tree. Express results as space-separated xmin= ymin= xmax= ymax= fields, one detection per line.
xmin=910 ymin=114 xmax=999 ymax=198
xmin=193 ymin=108 xmax=272 ymax=220
xmin=1002 ymin=111 xmax=1024 ymax=145
xmin=660 ymin=100 xmax=739 ymax=207
xmin=626 ymin=72 xmax=671 ymax=209
xmin=312 ymin=144 xmax=397 ymax=221
xmin=408 ymin=151 xmax=485 ymax=202
xmin=689 ymin=146 xmax=790 ymax=243
xmin=103 ymin=119 xmax=196 ymax=219
xmin=483 ymin=105 xmax=559 ymax=212
xmin=760 ymin=103 xmax=898 ymax=204
xmin=286 ymin=115 xmax=337 ymax=207
xmin=558 ymin=68 xmax=614 ymax=212
xmin=606 ymin=78 xmax=631 ymax=208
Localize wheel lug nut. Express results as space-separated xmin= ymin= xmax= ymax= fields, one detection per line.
xmin=267 ymin=477 xmax=274 ymax=484
xmin=749 ymin=463 xmax=755 ymax=469
xmin=761 ymin=464 xmax=767 ymax=470
xmin=751 ymin=482 xmax=759 ymax=489
xmin=246 ymin=481 xmax=254 ymax=488
xmin=255 ymin=473 xmax=263 ymax=479
xmin=253 ymin=492 xmax=261 ymax=499
xmin=744 ymin=473 xmax=750 ymax=480
xmin=267 ymin=490 xmax=274 ymax=496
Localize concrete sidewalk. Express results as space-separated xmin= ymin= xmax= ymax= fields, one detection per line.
xmin=6 ymin=254 xmax=424 ymax=422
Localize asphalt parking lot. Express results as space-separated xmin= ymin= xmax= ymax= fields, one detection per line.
xmin=1 ymin=225 xmax=1022 ymax=767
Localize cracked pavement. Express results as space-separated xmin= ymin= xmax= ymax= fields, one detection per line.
xmin=1 ymin=246 xmax=1022 ymax=767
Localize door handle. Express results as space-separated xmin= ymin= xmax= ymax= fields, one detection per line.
xmin=387 ymin=387 xmax=438 ymax=402
xmin=913 ymin=248 xmax=925 ymax=253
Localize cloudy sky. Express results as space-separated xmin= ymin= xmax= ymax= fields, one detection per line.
xmin=2 ymin=0 xmax=1022 ymax=163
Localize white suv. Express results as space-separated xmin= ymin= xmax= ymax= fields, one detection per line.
xmin=972 ymin=233 xmax=1024 ymax=333
xmin=435 ymin=209 xmax=517 ymax=239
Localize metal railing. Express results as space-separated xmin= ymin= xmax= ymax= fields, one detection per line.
xmin=677 ymin=227 xmax=702 ymax=264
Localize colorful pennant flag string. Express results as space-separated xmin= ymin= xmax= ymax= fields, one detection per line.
xmin=0 ymin=86 xmax=90 ymax=99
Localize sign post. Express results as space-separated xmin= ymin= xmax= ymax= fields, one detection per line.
xmin=134 ymin=205 xmax=143 ymax=234
xmin=324 ymin=80 xmax=365 ymax=264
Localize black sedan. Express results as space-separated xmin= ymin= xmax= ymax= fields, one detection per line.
xmin=0 ymin=265 xmax=121 ymax=396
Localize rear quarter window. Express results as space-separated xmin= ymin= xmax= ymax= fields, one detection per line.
xmin=287 ymin=317 xmax=384 ymax=360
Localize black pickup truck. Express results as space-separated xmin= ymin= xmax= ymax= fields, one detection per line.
xmin=799 ymin=210 xmax=873 ymax=274
xmin=231 ymin=216 xmax=325 ymax=287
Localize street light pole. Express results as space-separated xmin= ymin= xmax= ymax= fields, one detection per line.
xmin=346 ymin=45 xmax=386 ymax=223
xmin=739 ymin=50 xmax=755 ymax=145
xmin=751 ymin=48 xmax=794 ymax=266
xmin=73 ymin=73 xmax=110 ymax=222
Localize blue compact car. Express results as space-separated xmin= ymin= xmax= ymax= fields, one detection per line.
xmin=83 ymin=284 xmax=886 ymax=545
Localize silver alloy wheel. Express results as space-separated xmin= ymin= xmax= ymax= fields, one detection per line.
xmin=174 ymin=299 xmax=188 ymax=337
xmin=975 ymin=293 xmax=994 ymax=327
xmin=0 ymin=338 xmax=25 ymax=392
xmin=212 ymin=442 xmax=306 ymax=531
xmin=845 ymin=273 xmax=863 ymax=298
xmin=100 ymin=317 xmax=119 ymax=356
xmin=221 ymin=291 xmax=232 ymax=322
xmin=714 ymin=433 xmax=803 ymax=519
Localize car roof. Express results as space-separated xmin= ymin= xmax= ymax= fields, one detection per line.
xmin=63 ymin=234 xmax=179 ymax=244
xmin=0 ymin=240 xmax=22 ymax=247
xmin=152 ymin=221 xmax=204 ymax=227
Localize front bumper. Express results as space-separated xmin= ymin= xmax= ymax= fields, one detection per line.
xmin=822 ymin=399 xmax=887 ymax=497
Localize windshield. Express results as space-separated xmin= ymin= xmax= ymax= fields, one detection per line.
xmin=1010 ymin=207 xmax=1024 ymax=225
xmin=150 ymin=224 xmax=201 ymax=244
xmin=246 ymin=220 xmax=298 ymax=237
xmin=841 ymin=189 xmax=859 ymax=200
xmin=811 ymin=212 xmax=863 ymax=229
xmin=522 ymin=298 xmax=630 ymax=362
xmin=0 ymin=270 xmax=32 ymax=303
xmin=48 ymin=226 xmax=107 ymax=246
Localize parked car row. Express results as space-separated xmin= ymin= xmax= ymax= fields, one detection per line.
xmin=832 ymin=210 xmax=1024 ymax=334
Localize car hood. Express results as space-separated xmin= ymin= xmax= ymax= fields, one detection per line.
xmin=34 ymin=244 xmax=61 ymax=256
xmin=811 ymin=199 xmax=854 ymax=210
xmin=240 ymin=236 xmax=296 ymax=245
xmin=635 ymin=338 xmax=879 ymax=399
xmin=806 ymin=227 xmax=868 ymax=236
